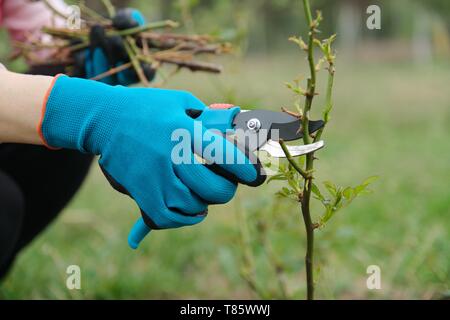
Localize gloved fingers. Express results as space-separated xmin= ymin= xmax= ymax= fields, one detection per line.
xmin=84 ymin=52 xmax=94 ymax=78
xmin=159 ymin=207 xmax=207 ymax=229
xmin=164 ymin=173 xmax=208 ymax=215
xmin=113 ymin=8 xmax=146 ymax=30
xmin=130 ymin=9 xmax=146 ymax=26
xmin=190 ymin=124 xmax=263 ymax=187
xmin=116 ymin=61 xmax=137 ymax=85
xmin=89 ymin=48 xmax=115 ymax=84
xmin=182 ymin=91 xmax=207 ymax=111
xmin=141 ymin=206 xmax=206 ymax=230
xmin=173 ymin=153 xmax=237 ymax=204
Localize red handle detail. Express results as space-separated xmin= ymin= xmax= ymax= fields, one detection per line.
xmin=209 ymin=103 xmax=235 ymax=110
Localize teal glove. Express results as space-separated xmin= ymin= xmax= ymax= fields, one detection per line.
xmin=39 ymin=75 xmax=261 ymax=245
xmin=73 ymin=8 xmax=155 ymax=85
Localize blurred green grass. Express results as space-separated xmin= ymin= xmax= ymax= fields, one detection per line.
xmin=1 ymin=55 xmax=449 ymax=299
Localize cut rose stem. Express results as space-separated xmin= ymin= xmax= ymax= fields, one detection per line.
xmin=124 ymin=36 xmax=150 ymax=86
xmin=89 ymin=62 xmax=132 ymax=81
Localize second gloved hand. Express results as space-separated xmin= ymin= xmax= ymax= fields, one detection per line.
xmin=39 ymin=75 xmax=261 ymax=242
xmin=73 ymin=8 xmax=155 ymax=85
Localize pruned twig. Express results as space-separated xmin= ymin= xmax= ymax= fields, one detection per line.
xmin=90 ymin=62 xmax=132 ymax=81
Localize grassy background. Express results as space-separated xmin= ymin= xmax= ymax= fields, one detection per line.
xmin=1 ymin=52 xmax=449 ymax=299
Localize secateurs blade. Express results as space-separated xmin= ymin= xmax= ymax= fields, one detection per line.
xmin=190 ymin=103 xmax=326 ymax=158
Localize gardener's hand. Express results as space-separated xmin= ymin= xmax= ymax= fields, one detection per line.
xmin=73 ymin=8 xmax=155 ymax=85
xmin=39 ymin=75 xmax=261 ymax=234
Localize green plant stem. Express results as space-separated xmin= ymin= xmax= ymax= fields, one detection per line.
xmin=100 ymin=0 xmax=116 ymax=18
xmin=301 ymin=0 xmax=317 ymax=147
xmin=279 ymin=140 xmax=310 ymax=180
xmin=301 ymin=0 xmax=317 ymax=300
xmin=314 ymin=63 xmax=335 ymax=142
xmin=67 ymin=41 xmax=89 ymax=52
xmin=43 ymin=20 xmax=178 ymax=40
xmin=41 ymin=27 xmax=89 ymax=39
xmin=301 ymin=179 xmax=315 ymax=300
xmin=115 ymin=20 xmax=179 ymax=37
xmin=123 ymin=37 xmax=150 ymax=86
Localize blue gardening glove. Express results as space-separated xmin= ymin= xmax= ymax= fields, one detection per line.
xmin=40 ymin=75 xmax=263 ymax=246
xmin=73 ymin=8 xmax=155 ymax=85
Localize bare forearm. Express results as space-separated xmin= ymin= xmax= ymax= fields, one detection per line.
xmin=0 ymin=68 xmax=53 ymax=145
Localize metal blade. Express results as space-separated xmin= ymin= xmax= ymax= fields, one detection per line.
xmin=233 ymin=110 xmax=325 ymax=141
xmin=259 ymin=140 xmax=325 ymax=158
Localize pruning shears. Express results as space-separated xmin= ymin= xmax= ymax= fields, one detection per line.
xmin=201 ymin=103 xmax=325 ymax=157
xmin=128 ymin=104 xmax=325 ymax=249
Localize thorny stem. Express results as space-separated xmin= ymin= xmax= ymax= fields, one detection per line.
xmin=123 ymin=37 xmax=150 ymax=86
xmin=301 ymin=181 xmax=315 ymax=300
xmin=276 ymin=0 xmax=335 ymax=300
xmin=279 ymin=140 xmax=310 ymax=180
xmin=116 ymin=20 xmax=179 ymax=37
xmin=314 ymin=62 xmax=335 ymax=142
xmin=89 ymin=62 xmax=132 ymax=81
xmin=138 ymin=54 xmax=223 ymax=74
xmin=286 ymin=0 xmax=336 ymax=300
xmin=301 ymin=0 xmax=317 ymax=147
xmin=301 ymin=0 xmax=319 ymax=301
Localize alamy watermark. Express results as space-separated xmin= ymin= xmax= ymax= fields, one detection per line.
xmin=366 ymin=265 xmax=382 ymax=290
xmin=170 ymin=121 xmax=281 ymax=176
xmin=366 ymin=5 xmax=381 ymax=30
xmin=66 ymin=5 xmax=81 ymax=30
xmin=66 ymin=264 xmax=81 ymax=290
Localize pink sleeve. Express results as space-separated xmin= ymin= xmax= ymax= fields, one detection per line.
xmin=1 ymin=0 xmax=69 ymax=42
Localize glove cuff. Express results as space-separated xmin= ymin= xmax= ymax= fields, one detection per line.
xmin=39 ymin=75 xmax=124 ymax=154
xmin=38 ymin=74 xmax=64 ymax=150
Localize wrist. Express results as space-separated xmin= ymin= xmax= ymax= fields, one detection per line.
xmin=0 ymin=69 xmax=53 ymax=145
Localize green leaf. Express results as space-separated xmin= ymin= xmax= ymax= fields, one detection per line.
xmin=289 ymin=36 xmax=308 ymax=50
xmin=311 ymin=183 xmax=325 ymax=201
xmin=362 ymin=176 xmax=379 ymax=187
xmin=287 ymin=176 xmax=300 ymax=191
xmin=342 ymin=187 xmax=354 ymax=200
xmin=267 ymin=174 xmax=287 ymax=184
xmin=323 ymin=181 xmax=337 ymax=196
xmin=318 ymin=176 xmax=378 ymax=228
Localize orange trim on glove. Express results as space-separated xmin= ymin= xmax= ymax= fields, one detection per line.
xmin=37 ymin=74 xmax=63 ymax=150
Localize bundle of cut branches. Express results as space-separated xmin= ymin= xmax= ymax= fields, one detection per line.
xmin=13 ymin=0 xmax=231 ymax=86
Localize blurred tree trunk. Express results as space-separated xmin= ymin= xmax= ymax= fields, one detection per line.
xmin=412 ymin=10 xmax=432 ymax=64
xmin=336 ymin=0 xmax=372 ymax=57
xmin=431 ymin=15 xmax=450 ymax=60
xmin=254 ymin=0 xmax=270 ymax=54
xmin=337 ymin=0 xmax=360 ymax=56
